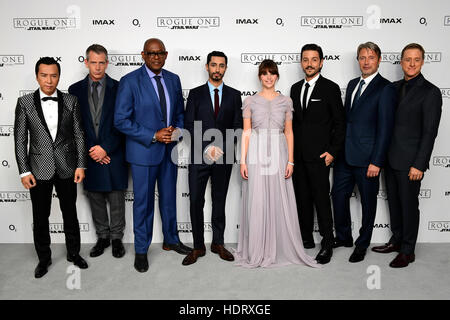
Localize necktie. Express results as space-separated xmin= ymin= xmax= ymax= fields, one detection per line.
xmin=154 ymin=76 xmax=167 ymax=125
xmin=214 ymin=88 xmax=219 ymax=118
xmin=351 ymin=79 xmax=365 ymax=108
xmin=42 ymin=96 xmax=58 ymax=102
xmin=302 ymin=82 xmax=310 ymax=113
xmin=92 ymin=81 xmax=100 ymax=111
xmin=399 ymin=80 xmax=408 ymax=102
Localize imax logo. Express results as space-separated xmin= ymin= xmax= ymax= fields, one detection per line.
xmin=40 ymin=56 xmax=61 ymax=62
xmin=428 ymin=221 xmax=450 ymax=232
xmin=0 ymin=55 xmax=24 ymax=67
xmin=301 ymin=16 xmax=363 ymax=29
xmin=179 ymin=55 xmax=201 ymax=62
xmin=13 ymin=18 xmax=77 ymax=30
xmin=380 ymin=18 xmax=402 ymax=24
xmin=433 ymin=156 xmax=450 ymax=167
xmin=373 ymin=223 xmax=390 ymax=228
xmin=0 ymin=125 xmax=14 ymax=137
xmin=236 ymin=18 xmax=259 ymax=24
xmin=440 ymin=88 xmax=450 ymax=99
xmin=323 ymin=55 xmax=340 ymax=61
xmin=241 ymin=53 xmax=301 ymax=65
xmin=241 ymin=91 xmax=258 ymax=97
xmin=92 ymin=19 xmax=115 ymax=25
xmin=157 ymin=17 xmax=220 ymax=29
xmin=109 ymin=54 xmax=143 ymax=67
xmin=382 ymin=52 xmax=442 ymax=64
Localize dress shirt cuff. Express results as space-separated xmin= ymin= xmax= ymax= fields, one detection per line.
xmin=20 ymin=172 xmax=32 ymax=178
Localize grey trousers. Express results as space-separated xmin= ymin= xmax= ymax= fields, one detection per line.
xmin=86 ymin=190 xmax=125 ymax=240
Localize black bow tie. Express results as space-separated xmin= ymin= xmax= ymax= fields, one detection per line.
xmin=42 ymin=96 xmax=58 ymax=102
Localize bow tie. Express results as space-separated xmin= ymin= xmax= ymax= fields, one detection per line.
xmin=42 ymin=96 xmax=58 ymax=102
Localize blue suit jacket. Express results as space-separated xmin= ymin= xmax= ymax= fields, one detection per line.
xmin=68 ymin=74 xmax=128 ymax=191
xmin=343 ymin=73 xmax=396 ymax=168
xmin=114 ymin=66 xmax=184 ymax=166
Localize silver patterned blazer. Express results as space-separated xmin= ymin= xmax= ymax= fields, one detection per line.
xmin=14 ymin=89 xmax=87 ymax=180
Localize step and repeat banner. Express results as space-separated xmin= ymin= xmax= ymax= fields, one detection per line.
xmin=0 ymin=0 xmax=449 ymax=244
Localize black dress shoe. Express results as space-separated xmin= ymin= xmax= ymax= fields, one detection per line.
xmin=162 ymin=242 xmax=193 ymax=255
xmin=303 ymin=240 xmax=316 ymax=249
xmin=67 ymin=254 xmax=89 ymax=269
xmin=134 ymin=254 xmax=149 ymax=272
xmin=315 ymin=247 xmax=333 ymax=264
xmin=34 ymin=260 xmax=52 ymax=279
xmin=182 ymin=249 xmax=206 ymax=266
xmin=112 ymin=239 xmax=126 ymax=258
xmin=372 ymin=243 xmax=400 ymax=254
xmin=349 ymin=247 xmax=367 ymax=263
xmin=333 ymin=238 xmax=353 ymax=248
xmin=89 ymin=238 xmax=110 ymax=257
xmin=389 ymin=253 xmax=415 ymax=268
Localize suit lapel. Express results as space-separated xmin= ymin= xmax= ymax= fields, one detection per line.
xmin=203 ymin=82 xmax=216 ymax=121
xmin=55 ymin=90 xmax=64 ymax=141
xmin=305 ymin=75 xmax=322 ymax=114
xmin=397 ymin=74 xmax=425 ymax=112
xmin=33 ymin=90 xmax=53 ymax=139
xmin=80 ymin=76 xmax=96 ymax=137
xmin=140 ymin=66 xmax=163 ymax=121
xmin=218 ymin=84 xmax=230 ymax=120
xmin=98 ymin=75 xmax=113 ymax=135
xmin=351 ymin=74 xmax=381 ymax=112
xmin=345 ymin=78 xmax=358 ymax=113
xmin=162 ymin=69 xmax=174 ymax=124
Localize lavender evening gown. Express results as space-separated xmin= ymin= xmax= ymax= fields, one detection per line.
xmin=234 ymin=94 xmax=321 ymax=268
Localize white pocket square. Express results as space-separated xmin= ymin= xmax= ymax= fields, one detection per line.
xmin=310 ymin=99 xmax=322 ymax=102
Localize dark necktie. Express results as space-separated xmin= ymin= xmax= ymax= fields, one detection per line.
xmin=214 ymin=88 xmax=219 ymax=118
xmin=92 ymin=81 xmax=100 ymax=111
xmin=154 ymin=76 xmax=167 ymax=125
xmin=42 ymin=96 xmax=58 ymax=102
xmin=351 ymin=79 xmax=365 ymax=108
xmin=399 ymin=80 xmax=408 ymax=102
xmin=302 ymin=82 xmax=310 ymax=113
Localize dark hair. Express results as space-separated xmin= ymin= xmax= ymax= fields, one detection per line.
xmin=258 ymin=59 xmax=279 ymax=78
xmin=86 ymin=44 xmax=108 ymax=61
xmin=207 ymin=51 xmax=228 ymax=65
xmin=357 ymin=41 xmax=381 ymax=59
xmin=35 ymin=57 xmax=61 ymax=76
xmin=301 ymin=43 xmax=324 ymax=60
xmin=401 ymin=43 xmax=425 ymax=60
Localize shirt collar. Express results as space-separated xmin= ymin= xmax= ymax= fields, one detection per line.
xmin=207 ymin=81 xmax=224 ymax=93
xmin=304 ymin=73 xmax=320 ymax=86
xmin=88 ymin=75 xmax=106 ymax=87
xmin=404 ymin=73 xmax=421 ymax=86
xmin=145 ymin=64 xmax=163 ymax=79
xmin=39 ymin=89 xmax=57 ymax=99
xmin=360 ymin=71 xmax=378 ymax=85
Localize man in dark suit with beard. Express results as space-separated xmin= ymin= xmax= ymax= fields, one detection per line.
xmin=182 ymin=51 xmax=242 ymax=265
xmin=372 ymin=43 xmax=442 ymax=268
xmin=290 ymin=44 xmax=345 ymax=264
xmin=14 ymin=57 xmax=88 ymax=278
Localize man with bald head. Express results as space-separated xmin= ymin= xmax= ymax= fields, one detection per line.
xmin=115 ymin=38 xmax=191 ymax=272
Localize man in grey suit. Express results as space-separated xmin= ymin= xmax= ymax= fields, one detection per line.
xmin=14 ymin=57 xmax=88 ymax=278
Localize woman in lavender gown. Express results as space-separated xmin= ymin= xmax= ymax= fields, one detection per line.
xmin=234 ymin=59 xmax=321 ymax=269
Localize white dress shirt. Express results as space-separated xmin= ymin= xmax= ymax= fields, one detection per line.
xmin=300 ymin=73 xmax=320 ymax=109
xmin=351 ymin=71 xmax=379 ymax=104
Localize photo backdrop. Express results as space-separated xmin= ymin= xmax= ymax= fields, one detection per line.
xmin=1 ymin=0 xmax=449 ymax=244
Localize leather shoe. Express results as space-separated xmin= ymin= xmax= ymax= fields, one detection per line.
xmin=67 ymin=254 xmax=88 ymax=269
xmin=211 ymin=244 xmax=234 ymax=261
xmin=389 ymin=253 xmax=415 ymax=268
xmin=303 ymin=240 xmax=316 ymax=249
xmin=182 ymin=249 xmax=206 ymax=266
xmin=372 ymin=243 xmax=400 ymax=254
xmin=112 ymin=239 xmax=126 ymax=258
xmin=34 ymin=260 xmax=52 ymax=279
xmin=349 ymin=247 xmax=366 ymax=263
xmin=333 ymin=238 xmax=353 ymax=248
xmin=134 ymin=254 xmax=149 ymax=272
xmin=315 ymin=247 xmax=333 ymax=264
xmin=89 ymin=238 xmax=110 ymax=257
xmin=162 ymin=242 xmax=193 ymax=255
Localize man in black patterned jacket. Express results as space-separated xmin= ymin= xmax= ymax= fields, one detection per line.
xmin=14 ymin=57 xmax=88 ymax=278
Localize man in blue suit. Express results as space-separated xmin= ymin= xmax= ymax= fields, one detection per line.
xmin=331 ymin=42 xmax=396 ymax=263
xmin=114 ymin=38 xmax=191 ymax=272
xmin=69 ymin=44 xmax=128 ymax=260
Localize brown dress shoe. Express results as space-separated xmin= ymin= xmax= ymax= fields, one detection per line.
xmin=372 ymin=243 xmax=400 ymax=254
xmin=182 ymin=249 xmax=206 ymax=266
xmin=211 ymin=244 xmax=234 ymax=261
xmin=389 ymin=253 xmax=415 ymax=268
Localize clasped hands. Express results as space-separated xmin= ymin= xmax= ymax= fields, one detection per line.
xmin=155 ymin=126 xmax=181 ymax=144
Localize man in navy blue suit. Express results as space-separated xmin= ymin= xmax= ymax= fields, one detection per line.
xmin=182 ymin=51 xmax=242 ymax=266
xmin=69 ymin=44 xmax=128 ymax=260
xmin=114 ymin=38 xmax=191 ymax=272
xmin=331 ymin=42 xmax=396 ymax=263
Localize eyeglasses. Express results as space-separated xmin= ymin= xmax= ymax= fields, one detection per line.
xmin=144 ymin=51 xmax=167 ymax=58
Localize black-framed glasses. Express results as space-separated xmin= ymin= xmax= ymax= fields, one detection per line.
xmin=144 ymin=51 xmax=167 ymax=58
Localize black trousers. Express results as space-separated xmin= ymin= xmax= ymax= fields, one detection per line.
xmin=292 ymin=160 xmax=334 ymax=248
xmin=188 ymin=163 xmax=233 ymax=249
xmin=385 ymin=164 xmax=421 ymax=255
xmin=29 ymin=176 xmax=80 ymax=262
